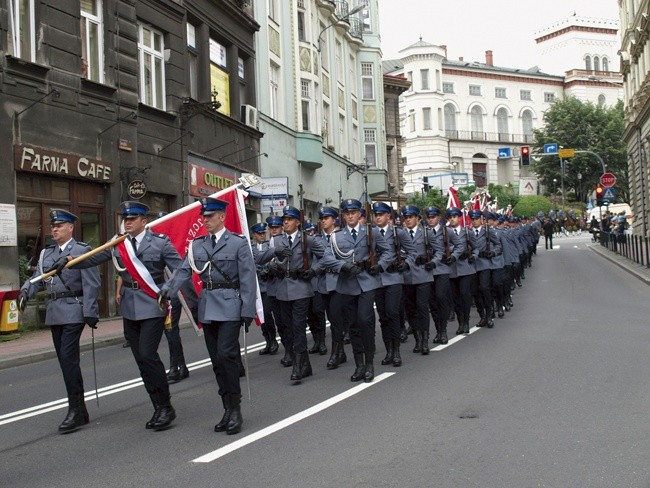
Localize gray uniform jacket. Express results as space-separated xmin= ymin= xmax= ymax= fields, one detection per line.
xmin=163 ymin=230 xmax=256 ymax=322
xmin=469 ymin=226 xmax=502 ymax=272
xmin=314 ymin=232 xmax=339 ymax=294
xmin=77 ymin=231 xmax=181 ymax=321
xmin=489 ymin=227 xmax=506 ymax=269
xmin=325 ymin=225 xmax=395 ymax=295
xmin=430 ymin=224 xmax=461 ymax=276
xmin=402 ymin=226 xmax=437 ymax=285
xmin=252 ymin=240 xmax=271 ymax=294
xmin=502 ymin=229 xmax=521 ymax=265
xmin=268 ymin=232 xmax=325 ymax=302
xmin=448 ymin=227 xmax=475 ymax=278
xmin=21 ymin=240 xmax=100 ymax=326
xmin=377 ymin=225 xmax=417 ymax=287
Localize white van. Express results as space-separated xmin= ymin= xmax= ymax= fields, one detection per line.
xmin=589 ymin=203 xmax=632 ymax=223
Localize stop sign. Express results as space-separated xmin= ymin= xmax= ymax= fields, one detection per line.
xmin=600 ymin=172 xmax=616 ymax=187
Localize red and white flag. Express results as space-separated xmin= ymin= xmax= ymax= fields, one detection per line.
xmin=447 ymin=185 xmax=460 ymax=209
xmin=148 ymin=185 xmax=264 ymax=330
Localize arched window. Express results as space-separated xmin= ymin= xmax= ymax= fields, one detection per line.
xmin=444 ymin=103 xmax=457 ymax=137
xmin=521 ymin=110 xmax=533 ymax=143
xmin=598 ymin=94 xmax=606 ymax=106
xmin=602 ymin=57 xmax=609 ymax=72
xmin=585 ymin=55 xmax=592 ymax=71
xmin=497 ymin=107 xmax=509 ymax=141
xmin=594 ymin=56 xmax=600 ymax=71
xmin=470 ymin=105 xmax=483 ymax=140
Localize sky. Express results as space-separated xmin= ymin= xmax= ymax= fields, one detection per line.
xmin=378 ymin=0 xmax=619 ymax=70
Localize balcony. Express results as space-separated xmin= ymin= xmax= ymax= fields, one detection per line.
xmin=317 ymin=0 xmax=337 ymax=13
xmin=334 ymin=1 xmax=351 ymax=23
xmin=347 ymin=18 xmax=363 ymax=44
xmin=445 ymin=130 xmax=534 ymax=144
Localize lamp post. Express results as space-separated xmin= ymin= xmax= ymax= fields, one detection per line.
xmin=317 ymin=3 xmax=366 ymax=52
xmin=552 ymin=178 xmax=557 ymax=206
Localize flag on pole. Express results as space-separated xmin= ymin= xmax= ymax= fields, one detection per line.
xmin=447 ymin=185 xmax=460 ymax=209
xmin=148 ymin=185 xmax=264 ymax=329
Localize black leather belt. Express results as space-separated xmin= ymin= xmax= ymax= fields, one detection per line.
xmin=124 ymin=281 xmax=140 ymax=289
xmin=48 ymin=290 xmax=83 ymax=300
xmin=202 ymin=281 xmax=240 ymax=290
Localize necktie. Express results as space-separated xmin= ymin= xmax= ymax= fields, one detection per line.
xmin=130 ymin=237 xmax=137 ymax=253
xmin=288 ymin=235 xmax=293 ymax=246
xmin=351 ymin=229 xmax=357 ymax=241
xmin=475 ymin=229 xmax=480 ymax=237
xmin=455 ymin=228 xmax=459 ymax=236
xmin=211 ymin=234 xmax=216 ymax=249
xmin=380 ymin=228 xmax=385 ymax=238
xmin=326 ymin=234 xmax=331 ymax=243
xmin=409 ymin=229 xmax=414 ymax=240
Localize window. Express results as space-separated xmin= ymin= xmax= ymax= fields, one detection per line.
xmin=320 ymin=24 xmax=329 ymax=71
xmin=209 ymin=38 xmax=227 ymax=68
xmin=238 ymin=57 xmax=245 ymax=80
xmin=585 ymin=55 xmax=592 ymax=71
xmin=339 ymin=114 xmax=347 ymax=154
xmin=362 ymin=5 xmax=371 ymax=31
xmin=187 ymin=23 xmax=198 ymax=99
xmin=349 ymin=54 xmax=356 ymax=95
xmin=435 ymin=69 xmax=441 ymax=91
xmin=469 ymin=84 xmax=481 ymax=96
xmin=598 ymin=94 xmax=606 ymax=106
xmin=496 ymin=107 xmax=509 ymax=141
xmin=138 ymin=24 xmax=166 ymax=110
xmin=9 ymin=0 xmax=36 ymax=61
xmin=301 ymin=79 xmax=311 ymax=131
xmin=495 ymin=87 xmax=506 ymax=99
xmin=602 ymin=57 xmax=609 ymax=72
xmin=210 ymin=39 xmax=230 ymax=116
xmin=297 ymin=11 xmax=306 ymax=42
xmin=443 ymin=82 xmax=454 ymax=94
xmin=594 ymin=56 xmax=600 ymax=71
xmin=470 ymin=105 xmax=483 ymax=139
xmin=323 ymin=102 xmax=330 ymax=146
xmin=420 ymin=69 xmax=429 ymax=90
xmin=520 ymin=90 xmax=532 ymax=101
xmin=80 ymin=0 xmax=104 ymax=82
xmin=422 ymin=107 xmax=432 ymax=130
xmin=521 ymin=109 xmax=533 ymax=142
xmin=361 ymin=62 xmax=374 ymax=100
xmin=364 ymin=129 xmax=377 ymax=167
xmin=336 ymin=41 xmax=343 ymax=76
xmin=268 ymin=0 xmax=278 ymax=20
xmin=444 ymin=103 xmax=457 ymax=137
xmin=408 ymin=111 xmax=415 ymax=132
xmin=270 ymin=63 xmax=280 ymax=119
xmin=407 ymin=72 xmax=412 ymax=91
xmin=544 ymin=92 xmax=555 ymax=103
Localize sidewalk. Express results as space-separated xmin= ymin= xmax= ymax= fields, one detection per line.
xmin=588 ymin=243 xmax=650 ymax=285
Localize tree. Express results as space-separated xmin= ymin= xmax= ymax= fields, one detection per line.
xmin=532 ymin=98 xmax=627 ymax=203
xmin=513 ymin=195 xmax=552 ymax=217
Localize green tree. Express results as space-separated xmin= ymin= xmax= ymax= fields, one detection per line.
xmin=513 ymin=195 xmax=552 ymax=217
xmin=532 ymin=97 xmax=627 ymax=203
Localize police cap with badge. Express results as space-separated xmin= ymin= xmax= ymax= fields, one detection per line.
xmin=266 ymin=215 xmax=283 ymax=227
xmin=372 ymin=202 xmax=392 ymax=214
xmin=251 ymin=222 xmax=267 ymax=234
xmin=120 ymin=201 xmax=149 ymax=218
xmin=469 ymin=209 xmax=483 ymax=219
xmin=50 ymin=209 xmax=78 ymax=225
xmin=446 ymin=207 xmax=462 ymax=217
xmin=282 ymin=205 xmax=301 ymax=220
xmin=400 ymin=205 xmax=420 ymax=217
xmin=425 ymin=206 xmax=441 ymax=217
xmin=318 ymin=206 xmax=338 ymax=219
xmin=341 ymin=199 xmax=362 ymax=212
xmin=200 ymin=197 xmax=229 ymax=215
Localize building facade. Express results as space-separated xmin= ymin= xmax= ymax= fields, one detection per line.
xmin=1 ymin=0 xmax=262 ymax=314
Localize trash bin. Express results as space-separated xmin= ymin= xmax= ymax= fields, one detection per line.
xmin=0 ymin=290 xmax=20 ymax=334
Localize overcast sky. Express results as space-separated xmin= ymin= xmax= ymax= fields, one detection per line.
xmin=378 ymin=0 xmax=620 ymax=70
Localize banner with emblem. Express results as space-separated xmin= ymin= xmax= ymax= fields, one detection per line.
xmin=148 ymin=184 xmax=265 ymax=332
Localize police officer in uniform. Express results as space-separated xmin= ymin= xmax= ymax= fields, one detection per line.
xmin=447 ymin=207 xmax=476 ymax=335
xmin=251 ymin=222 xmax=279 ymax=355
xmin=18 ymin=209 xmax=100 ymax=433
xmin=67 ymin=201 xmax=181 ymax=431
xmin=161 ymin=197 xmax=256 ymax=435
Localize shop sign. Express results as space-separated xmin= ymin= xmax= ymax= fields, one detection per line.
xmin=127 ymin=180 xmax=147 ymax=200
xmin=189 ymin=162 xmax=237 ymax=197
xmin=14 ymin=144 xmax=113 ymax=182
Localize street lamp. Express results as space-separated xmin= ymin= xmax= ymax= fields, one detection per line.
xmin=317 ymin=3 xmax=366 ymax=52
xmin=552 ymin=178 xmax=557 ymax=206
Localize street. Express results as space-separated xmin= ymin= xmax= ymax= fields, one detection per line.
xmin=1 ymin=235 xmax=649 ymax=488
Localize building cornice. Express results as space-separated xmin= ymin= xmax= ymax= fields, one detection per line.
xmin=535 ymin=25 xmax=618 ymax=44
xmin=442 ymin=68 xmax=564 ymax=87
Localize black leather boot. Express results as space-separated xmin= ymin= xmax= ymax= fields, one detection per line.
xmin=300 ymin=351 xmax=313 ymax=379
xmin=433 ymin=322 xmax=441 ymax=344
xmin=259 ymin=332 xmax=273 ymax=355
xmin=146 ymin=394 xmax=160 ymax=430
xmin=350 ymin=353 xmax=365 ymax=382
xmin=326 ymin=340 xmax=341 ymax=370
xmin=486 ymin=312 xmax=495 ymax=328
xmin=151 ymin=394 xmax=176 ymax=431
xmin=364 ymin=352 xmax=374 ymax=383
xmin=178 ymin=361 xmax=190 ymax=380
xmin=476 ymin=313 xmax=487 ymax=328
xmin=497 ymin=306 xmax=505 ymax=318
xmin=381 ymin=341 xmax=394 ymax=365
xmin=280 ymin=344 xmax=293 ymax=367
xmin=166 ymin=364 xmax=182 ymax=382
xmin=308 ymin=332 xmax=320 ymax=354
xmin=337 ymin=341 xmax=347 ymax=365
xmin=290 ymin=353 xmax=302 ymax=382
xmin=421 ymin=330 xmax=430 ymax=355
xmin=412 ymin=330 xmax=422 ymax=353
xmin=58 ymin=393 xmax=89 ymax=434
xmin=214 ymin=396 xmax=231 ymax=432
xmin=269 ymin=337 xmax=279 ymax=355
xmin=463 ymin=320 xmax=470 ymax=334
xmin=440 ymin=322 xmax=449 ymax=344
xmin=225 ymin=393 xmax=242 ymax=435
xmin=318 ymin=331 xmax=328 ymax=355
xmin=392 ymin=339 xmax=402 ymax=367
xmin=456 ymin=317 xmax=463 ymax=335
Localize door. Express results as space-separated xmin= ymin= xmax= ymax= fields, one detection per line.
xmin=79 ymin=209 xmax=108 ymax=316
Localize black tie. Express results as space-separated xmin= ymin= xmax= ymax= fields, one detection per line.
xmin=288 ymin=235 xmax=293 ymax=246
xmin=130 ymin=237 xmax=137 ymax=253
xmin=475 ymin=229 xmax=480 ymax=237
xmin=351 ymin=229 xmax=357 ymax=241
xmin=380 ymin=228 xmax=385 ymax=238
xmin=211 ymin=234 xmax=216 ymax=248
xmin=410 ymin=229 xmax=414 ymax=240
xmin=326 ymin=234 xmax=331 ymax=243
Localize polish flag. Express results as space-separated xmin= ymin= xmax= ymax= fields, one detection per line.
xmin=447 ymin=185 xmax=460 ymax=209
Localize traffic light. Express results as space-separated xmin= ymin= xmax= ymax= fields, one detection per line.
xmin=422 ymin=176 xmax=429 ymax=192
xmin=521 ymin=146 xmax=530 ymax=166
xmin=595 ymin=184 xmax=604 ymax=206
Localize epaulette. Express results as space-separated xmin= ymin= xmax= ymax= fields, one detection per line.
xmin=76 ymin=241 xmax=89 ymax=247
xmin=194 ymin=235 xmax=209 ymax=241
xmin=152 ymin=233 xmax=166 ymax=239
xmin=232 ymin=233 xmax=245 ymax=239
xmin=334 ymin=229 xmax=344 ymax=233
xmin=46 ymin=244 xmax=55 ymax=249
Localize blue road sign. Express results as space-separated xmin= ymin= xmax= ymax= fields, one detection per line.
xmin=543 ymin=143 xmax=559 ymax=155
xmin=498 ymin=147 xmax=512 ymax=158
xmin=603 ymin=187 xmax=615 ymax=201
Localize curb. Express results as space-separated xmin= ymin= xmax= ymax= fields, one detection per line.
xmin=588 ymin=244 xmax=650 ymax=286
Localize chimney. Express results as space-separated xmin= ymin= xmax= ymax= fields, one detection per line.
xmin=440 ymin=44 xmax=448 ymax=60
xmin=459 ymin=56 xmax=464 ymax=62
xmin=485 ymin=50 xmax=493 ymax=66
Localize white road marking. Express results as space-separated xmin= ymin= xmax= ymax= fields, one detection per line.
xmin=431 ymin=326 xmax=481 ymax=351
xmin=191 ymin=372 xmax=396 ymax=463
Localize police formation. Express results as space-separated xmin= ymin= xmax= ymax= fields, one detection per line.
xmin=20 ymin=198 xmax=539 ymax=436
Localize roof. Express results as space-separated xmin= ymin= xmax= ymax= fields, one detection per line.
xmin=442 ymin=59 xmax=563 ymax=80
xmin=382 ymin=59 xmax=404 ymax=75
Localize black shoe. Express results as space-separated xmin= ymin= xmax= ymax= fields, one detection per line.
xmin=318 ymin=337 xmax=328 ymax=355
xmin=259 ymin=336 xmax=274 ymax=355
xmin=381 ymin=341 xmax=394 ymax=365
xmin=290 ymin=354 xmax=302 ymax=382
xmin=326 ymin=341 xmax=341 ymax=370
xmin=225 ymin=394 xmax=242 ymax=435
xmin=167 ymin=365 xmax=182 ymax=382
xmin=146 ymin=408 xmax=160 ymax=430
xmin=151 ymin=405 xmax=176 ymax=431
xmin=300 ymin=352 xmax=313 ymax=379
xmin=350 ymin=353 xmax=365 ymax=382
xmin=364 ymin=353 xmax=374 ymax=383
xmin=440 ymin=329 xmax=448 ymax=345
xmin=122 ymin=341 xmax=130 ymax=348
xmin=280 ymin=349 xmax=293 ymax=367
xmin=308 ymin=338 xmax=320 ymax=354
xmin=399 ymin=329 xmax=408 ymax=343
xmin=421 ymin=331 xmax=430 ymax=355
xmin=214 ymin=397 xmax=231 ymax=432
xmin=269 ymin=340 xmax=279 ymax=355
xmin=58 ymin=394 xmax=89 ymax=434
xmin=463 ymin=322 xmax=470 ymax=334
xmin=412 ymin=331 xmax=422 ymax=353
xmin=497 ymin=307 xmax=505 ymax=318
xmin=392 ymin=340 xmax=402 ymax=367
xmin=487 ymin=318 xmax=494 ymax=329
xmin=476 ymin=316 xmax=487 ymax=328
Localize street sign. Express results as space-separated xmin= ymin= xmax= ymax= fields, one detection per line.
xmin=558 ymin=148 xmax=575 ymax=158
xmin=600 ymin=172 xmax=617 ymax=187
xmin=603 ymin=187 xmax=616 ymax=201
xmin=543 ymin=143 xmax=558 ymax=154
xmin=498 ymin=147 xmax=512 ymax=158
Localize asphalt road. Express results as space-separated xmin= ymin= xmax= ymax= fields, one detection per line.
xmin=1 ymin=235 xmax=649 ymax=488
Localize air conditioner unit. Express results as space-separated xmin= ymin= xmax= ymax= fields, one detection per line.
xmin=240 ymin=104 xmax=258 ymax=129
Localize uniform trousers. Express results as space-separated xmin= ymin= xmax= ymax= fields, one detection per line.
xmin=123 ymin=317 xmax=169 ymax=399
xmin=331 ymin=290 xmax=376 ymax=355
xmin=260 ymin=291 xmax=277 ymax=339
xmin=490 ymin=268 xmax=506 ymax=309
xmin=203 ymin=320 xmax=241 ymax=397
xmin=308 ymin=292 xmax=326 ymax=336
xmin=473 ymin=269 xmax=493 ymax=316
xmin=450 ymin=275 xmax=473 ymax=323
xmin=51 ymin=322 xmax=85 ymax=396
xmin=269 ymin=293 xmax=289 ymax=350
xmin=403 ymin=283 xmax=431 ymax=334
xmin=429 ymin=274 xmax=452 ymax=323
xmin=164 ymin=297 xmax=188 ymax=364
xmin=279 ymin=297 xmax=310 ymax=355
xmin=375 ymin=284 xmax=402 ymax=342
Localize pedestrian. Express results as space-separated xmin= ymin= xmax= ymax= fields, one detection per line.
xmin=447 ymin=208 xmax=476 ymax=335
xmin=160 ymin=197 xmax=256 ymax=435
xmin=543 ymin=217 xmax=554 ymax=250
xmin=17 ymin=209 xmax=100 ymax=434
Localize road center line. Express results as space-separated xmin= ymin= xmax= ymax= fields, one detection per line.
xmin=432 ymin=326 xmax=480 ymax=351
xmin=191 ymin=372 xmax=396 ymax=463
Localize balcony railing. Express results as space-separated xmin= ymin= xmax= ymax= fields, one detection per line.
xmin=348 ymin=18 xmax=363 ymax=41
xmin=445 ymin=130 xmax=534 ymax=144
xmin=318 ymin=0 xmax=337 ymax=9
xmin=334 ymin=0 xmax=350 ymax=21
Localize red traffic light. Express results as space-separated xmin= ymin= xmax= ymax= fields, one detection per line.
xmin=595 ymin=185 xmax=604 ymax=195
xmin=521 ymin=146 xmax=530 ymax=156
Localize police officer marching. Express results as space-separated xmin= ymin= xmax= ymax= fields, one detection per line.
xmin=251 ymin=222 xmax=279 ymax=356
xmin=18 ymin=209 xmax=100 ymax=434
xmin=160 ymin=197 xmax=256 ymax=435
xmin=446 ymin=207 xmax=476 ymax=335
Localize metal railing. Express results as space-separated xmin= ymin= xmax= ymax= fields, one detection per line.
xmin=444 ymin=130 xmax=534 ymax=143
xmin=348 ymin=18 xmax=363 ymax=40
xmin=334 ymin=0 xmax=350 ymax=21
xmin=599 ymin=231 xmax=650 ymax=268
